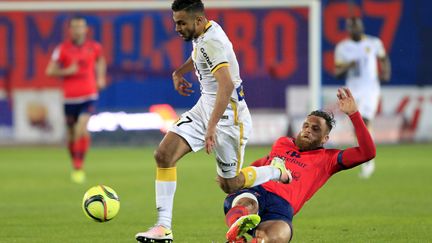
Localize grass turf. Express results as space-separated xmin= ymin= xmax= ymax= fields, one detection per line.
xmin=0 ymin=143 xmax=431 ymax=242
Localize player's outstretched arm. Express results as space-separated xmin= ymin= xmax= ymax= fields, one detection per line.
xmin=337 ymin=88 xmax=376 ymax=168
xmin=334 ymin=62 xmax=355 ymax=80
xmin=45 ymin=60 xmax=78 ymax=77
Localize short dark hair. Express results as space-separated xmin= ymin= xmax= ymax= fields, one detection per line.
xmin=171 ymin=0 xmax=204 ymax=14
xmin=308 ymin=110 xmax=336 ymax=132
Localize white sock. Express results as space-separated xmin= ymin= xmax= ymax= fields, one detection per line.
xmin=155 ymin=181 xmax=176 ymax=229
xmin=250 ymin=166 xmax=281 ymax=187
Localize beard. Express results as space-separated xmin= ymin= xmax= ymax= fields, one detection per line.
xmin=183 ymin=33 xmax=193 ymax=42
xmin=295 ymin=133 xmax=323 ymax=151
xmin=181 ymin=25 xmax=196 ymax=42
xmin=351 ymin=33 xmax=362 ymax=42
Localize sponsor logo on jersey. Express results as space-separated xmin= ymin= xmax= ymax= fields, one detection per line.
xmin=200 ymin=47 xmax=213 ymax=68
xmin=286 ymin=158 xmax=307 ymax=168
xmin=217 ymin=157 xmax=236 ymax=167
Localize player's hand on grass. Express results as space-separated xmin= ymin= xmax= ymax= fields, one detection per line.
xmin=173 ymin=71 xmax=194 ymax=96
xmin=205 ymin=125 xmax=216 ymax=154
xmin=337 ymin=87 xmax=358 ymax=115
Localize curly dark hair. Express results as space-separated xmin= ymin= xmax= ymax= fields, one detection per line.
xmin=308 ymin=110 xmax=336 ymax=132
xmin=171 ymin=0 xmax=204 ymax=13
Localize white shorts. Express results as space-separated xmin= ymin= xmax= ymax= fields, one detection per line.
xmin=169 ymin=94 xmax=252 ymax=178
xmin=349 ymin=88 xmax=380 ymax=121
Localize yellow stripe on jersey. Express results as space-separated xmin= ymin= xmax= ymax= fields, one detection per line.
xmin=156 ymin=167 xmax=177 ymax=181
xmin=230 ymin=99 xmax=244 ymax=175
xmin=211 ymin=62 xmax=229 ymax=74
xmin=198 ymin=22 xmax=213 ymax=38
xmin=230 ymin=99 xmax=239 ymax=125
xmin=236 ymin=122 xmax=244 ymax=174
xmin=204 ymin=21 xmax=212 ymax=32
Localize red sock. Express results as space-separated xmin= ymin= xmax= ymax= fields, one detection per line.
xmin=80 ymin=135 xmax=90 ymax=157
xmin=225 ymin=205 xmax=249 ymax=227
xmin=72 ymin=136 xmax=90 ymax=170
xmin=72 ymin=139 xmax=83 ymax=170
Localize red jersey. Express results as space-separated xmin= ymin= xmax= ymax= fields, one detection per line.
xmin=251 ymin=112 xmax=376 ymax=214
xmin=51 ymin=40 xmax=102 ymax=102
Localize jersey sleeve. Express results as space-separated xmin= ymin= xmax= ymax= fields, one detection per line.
xmin=199 ymin=38 xmax=229 ymax=74
xmin=334 ymin=42 xmax=348 ymax=65
xmin=375 ymin=38 xmax=386 ymax=58
xmin=336 ymin=111 xmax=376 ymax=170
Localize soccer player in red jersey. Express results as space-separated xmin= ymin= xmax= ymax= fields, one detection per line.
xmin=223 ymin=88 xmax=376 ymax=243
xmin=45 ymin=16 xmax=106 ymax=183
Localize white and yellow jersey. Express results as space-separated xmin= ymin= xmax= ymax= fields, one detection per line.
xmin=335 ymin=35 xmax=386 ymax=93
xmin=192 ymin=20 xmax=243 ymax=101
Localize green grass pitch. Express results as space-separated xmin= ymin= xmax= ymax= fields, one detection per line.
xmin=1 ymin=143 xmax=431 ymax=242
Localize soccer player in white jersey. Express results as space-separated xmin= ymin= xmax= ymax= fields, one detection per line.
xmin=334 ymin=17 xmax=391 ymax=179
xmin=135 ymin=0 xmax=292 ymax=242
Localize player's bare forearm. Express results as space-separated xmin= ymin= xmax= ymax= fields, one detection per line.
xmin=173 ymin=57 xmax=195 ymax=96
xmin=334 ymin=65 xmax=348 ymax=79
xmin=45 ymin=61 xmax=78 ymax=77
xmin=208 ymin=67 xmax=234 ymax=128
xmin=334 ymin=62 xmax=355 ymax=80
xmin=379 ymin=56 xmax=391 ymax=82
xmin=96 ymin=56 xmax=107 ymax=89
xmin=336 ymin=88 xmax=376 ymax=167
xmin=173 ymin=57 xmax=194 ymax=76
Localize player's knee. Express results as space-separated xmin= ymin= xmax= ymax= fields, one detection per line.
xmin=231 ymin=193 xmax=259 ymax=214
xmin=218 ymin=177 xmax=243 ymax=194
xmin=219 ymin=182 xmax=236 ymax=194
xmin=153 ymin=148 xmax=172 ymax=167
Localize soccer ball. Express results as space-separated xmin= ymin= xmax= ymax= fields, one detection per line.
xmin=82 ymin=185 xmax=120 ymax=222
